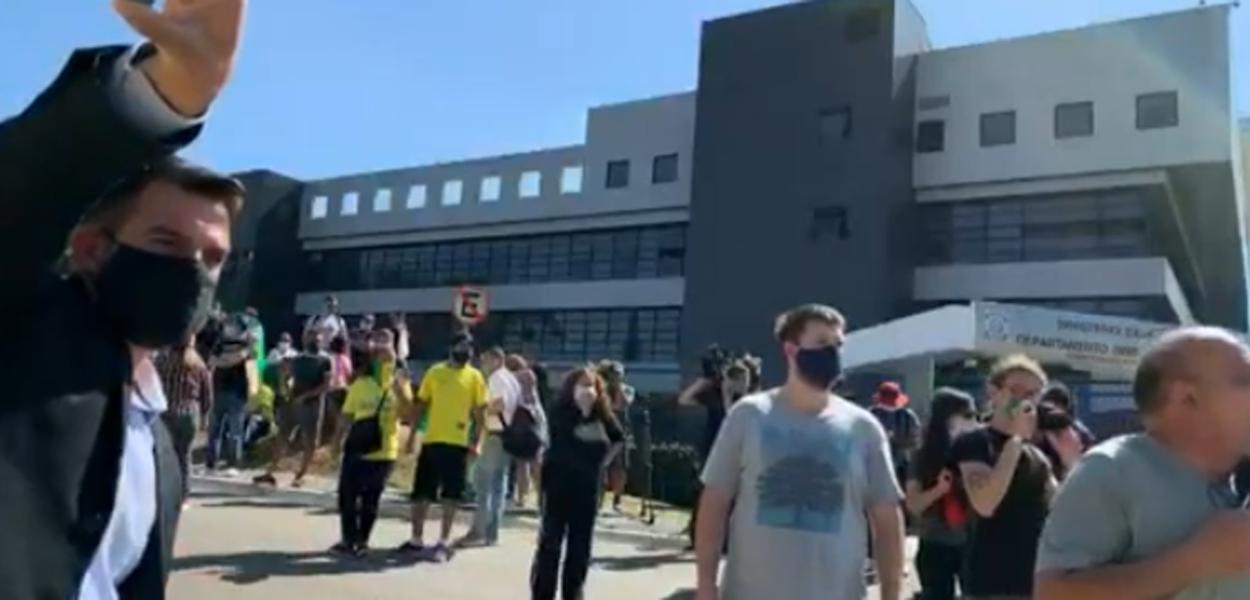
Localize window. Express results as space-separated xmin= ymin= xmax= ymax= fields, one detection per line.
xmin=810 ymin=206 xmax=850 ymax=240
xmin=441 ymin=180 xmax=463 ymax=206
xmin=480 ymin=176 xmax=501 ymax=202
xmin=845 ymin=7 xmax=881 ymax=42
xmin=916 ymin=120 xmax=945 ymax=153
xmin=1136 ymin=91 xmax=1179 ymax=130
xmin=980 ymin=110 xmax=1017 ymax=147
xmin=372 ymin=188 xmax=393 ymax=212
xmin=560 ymin=165 xmax=583 ymax=194
xmin=308 ymin=223 xmax=688 ymax=292
xmin=310 ymin=195 xmax=328 ymax=219
xmin=651 ymin=154 xmax=679 ymax=184
xmin=605 ymin=160 xmax=630 ymax=189
xmin=818 ymin=106 xmax=853 ymax=144
xmin=519 ymin=171 xmax=542 ymax=198
xmin=1055 ymin=101 xmax=1094 ymax=139
xmin=340 ymin=191 xmax=359 ymax=216
xmin=917 ymin=190 xmax=1151 ymax=266
xmin=917 ymin=94 xmax=951 ymax=111
xmin=406 ymin=184 xmax=427 ymax=209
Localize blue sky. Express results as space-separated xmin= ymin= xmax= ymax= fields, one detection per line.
xmin=1 ymin=0 xmax=1244 ymax=179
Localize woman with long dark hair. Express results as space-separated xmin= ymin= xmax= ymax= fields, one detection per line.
xmin=905 ymin=388 xmax=978 ymax=600
xmin=530 ymin=366 xmax=624 ymax=600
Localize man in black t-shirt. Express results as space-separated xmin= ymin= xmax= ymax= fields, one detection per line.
xmin=948 ymin=354 xmax=1061 ymax=600
xmin=254 ymin=330 xmax=332 ymax=487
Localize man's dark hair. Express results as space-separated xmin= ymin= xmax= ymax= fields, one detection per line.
xmin=78 ymin=156 xmax=244 ymax=227
xmin=773 ymin=304 xmax=846 ymax=344
xmin=1040 ymin=382 xmax=1075 ymax=412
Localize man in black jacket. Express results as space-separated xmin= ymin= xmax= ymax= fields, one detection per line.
xmin=0 ymin=1 xmax=247 ymax=599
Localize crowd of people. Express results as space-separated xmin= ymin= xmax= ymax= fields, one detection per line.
xmin=11 ymin=3 xmax=1250 ymax=600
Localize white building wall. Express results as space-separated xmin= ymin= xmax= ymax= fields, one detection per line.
xmin=913 ymin=6 xmax=1234 ymax=190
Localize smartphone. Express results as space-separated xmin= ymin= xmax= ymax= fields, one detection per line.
xmin=1003 ymin=397 xmax=1025 ymax=416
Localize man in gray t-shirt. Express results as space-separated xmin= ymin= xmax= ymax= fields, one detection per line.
xmin=1036 ymin=326 xmax=1250 ymax=600
xmin=700 ymin=390 xmax=901 ymax=600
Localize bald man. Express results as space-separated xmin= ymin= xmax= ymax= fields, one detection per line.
xmin=1035 ymin=326 xmax=1250 ymax=600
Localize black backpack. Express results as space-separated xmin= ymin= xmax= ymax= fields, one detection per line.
xmin=501 ymin=405 xmax=544 ymax=460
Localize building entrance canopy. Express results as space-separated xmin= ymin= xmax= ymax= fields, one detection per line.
xmin=843 ymin=302 xmax=1188 ymax=379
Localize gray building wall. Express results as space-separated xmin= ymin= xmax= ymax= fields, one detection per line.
xmin=297 ymin=93 xmax=696 ymax=246
xmin=682 ymin=0 xmax=921 ymax=383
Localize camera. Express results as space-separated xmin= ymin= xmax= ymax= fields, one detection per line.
xmin=1036 ymin=401 xmax=1075 ymax=432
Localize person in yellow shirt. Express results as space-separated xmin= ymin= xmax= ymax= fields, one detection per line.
xmin=398 ymin=331 xmax=487 ymax=562
xmin=332 ymin=329 xmax=411 ymax=556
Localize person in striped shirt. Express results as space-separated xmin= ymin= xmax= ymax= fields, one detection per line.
xmin=154 ymin=335 xmax=214 ymax=505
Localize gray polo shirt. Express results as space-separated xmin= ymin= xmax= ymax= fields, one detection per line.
xmin=1036 ymin=434 xmax=1250 ymax=599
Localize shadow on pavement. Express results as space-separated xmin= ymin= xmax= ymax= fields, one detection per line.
xmin=590 ymin=551 xmax=692 ymax=571
xmin=657 ymin=588 xmax=694 ymax=600
xmin=172 ymin=549 xmax=422 ymax=584
xmin=199 ymin=499 xmax=328 ymax=511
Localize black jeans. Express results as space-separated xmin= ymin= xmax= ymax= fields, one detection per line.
xmin=915 ymin=540 xmax=964 ymax=600
xmin=162 ymin=412 xmax=198 ymax=500
xmin=336 ymin=454 xmax=393 ymax=546
xmin=531 ymin=479 xmax=598 ymax=600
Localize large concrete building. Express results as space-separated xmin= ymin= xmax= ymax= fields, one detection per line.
xmin=229 ymin=1 xmax=1247 ymax=401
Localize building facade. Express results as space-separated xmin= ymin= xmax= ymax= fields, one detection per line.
xmin=230 ymin=0 xmax=1247 ymax=392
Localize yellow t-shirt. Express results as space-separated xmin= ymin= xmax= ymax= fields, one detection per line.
xmin=418 ymin=361 xmax=487 ymax=447
xmin=341 ymin=368 xmax=410 ymax=461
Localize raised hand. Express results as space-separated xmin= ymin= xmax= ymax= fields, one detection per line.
xmin=112 ymin=0 xmax=247 ymax=116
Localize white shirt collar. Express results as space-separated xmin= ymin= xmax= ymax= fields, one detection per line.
xmin=129 ymin=358 xmax=168 ymax=415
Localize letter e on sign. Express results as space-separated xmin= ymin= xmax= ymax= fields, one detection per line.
xmin=453 ymin=286 xmax=489 ymax=326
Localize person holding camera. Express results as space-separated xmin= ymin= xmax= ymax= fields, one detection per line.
xmin=948 ymin=354 xmax=1073 ymax=600
xmin=678 ymin=349 xmax=753 ymax=548
xmin=204 ymin=312 xmax=260 ymax=474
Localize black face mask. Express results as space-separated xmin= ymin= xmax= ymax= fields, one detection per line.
xmin=793 ymin=345 xmax=843 ymax=390
xmin=450 ymin=349 xmax=471 ymax=365
xmin=95 ymin=242 xmax=216 ymax=348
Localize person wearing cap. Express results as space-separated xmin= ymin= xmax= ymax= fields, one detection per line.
xmin=869 ymin=381 xmax=921 ymax=489
xmin=0 ymin=2 xmax=246 ymax=599
xmin=400 ymin=331 xmax=488 ymax=562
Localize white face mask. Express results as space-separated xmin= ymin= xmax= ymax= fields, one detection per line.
xmin=574 ymin=385 xmax=596 ymax=412
xmin=948 ymin=417 xmax=978 ymax=438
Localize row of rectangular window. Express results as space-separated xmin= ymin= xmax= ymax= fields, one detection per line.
xmin=375 ymin=308 xmax=682 ymax=364
xmin=307 ymin=153 xmax=680 ymax=219
xmin=917 ymin=190 xmax=1153 ymax=265
xmin=306 ymin=224 xmax=687 ymax=291
xmin=915 ymin=90 xmax=1180 ymax=153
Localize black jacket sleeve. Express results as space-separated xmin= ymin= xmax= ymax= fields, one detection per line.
xmin=0 ymin=46 xmax=201 ymax=313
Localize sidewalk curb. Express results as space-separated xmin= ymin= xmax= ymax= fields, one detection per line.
xmin=191 ymin=475 xmax=688 ymax=549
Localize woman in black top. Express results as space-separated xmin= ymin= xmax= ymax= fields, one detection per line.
xmin=530 ymin=366 xmax=625 ymax=600
xmin=904 ymin=388 xmax=977 ymax=600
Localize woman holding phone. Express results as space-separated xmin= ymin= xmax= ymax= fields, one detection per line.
xmin=332 ymin=328 xmax=411 ymax=556
xmin=905 ymin=388 xmax=979 ymax=600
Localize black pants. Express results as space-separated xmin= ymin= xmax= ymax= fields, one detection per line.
xmin=337 ymin=454 xmax=393 ymax=546
xmin=162 ymin=412 xmax=198 ymax=500
xmin=915 ymin=540 xmax=964 ymax=600
xmin=530 ymin=479 xmax=598 ymax=600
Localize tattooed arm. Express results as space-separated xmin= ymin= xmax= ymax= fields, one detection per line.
xmin=953 ymin=431 xmax=1026 ymax=518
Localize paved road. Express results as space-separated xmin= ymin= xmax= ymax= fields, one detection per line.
xmin=172 ymin=492 xmax=699 ymax=600
xmin=172 ymin=491 xmax=912 ymax=599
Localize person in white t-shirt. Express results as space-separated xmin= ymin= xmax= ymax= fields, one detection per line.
xmin=460 ymin=346 xmax=522 ymax=547
xmin=304 ymin=295 xmax=347 ymax=345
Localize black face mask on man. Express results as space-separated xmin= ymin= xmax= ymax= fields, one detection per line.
xmin=94 ymin=241 xmax=216 ymax=348
xmin=793 ymin=345 xmax=843 ymax=390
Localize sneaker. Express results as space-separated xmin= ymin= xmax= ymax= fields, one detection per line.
xmin=352 ymin=544 xmax=370 ymax=557
xmin=429 ymin=543 xmax=452 ymax=563
xmin=395 ymin=540 xmax=426 ymax=555
xmin=329 ymin=542 xmax=354 ymax=556
xmin=223 ymin=468 xmax=241 ymax=478
xmin=252 ymin=473 xmax=277 ymax=486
